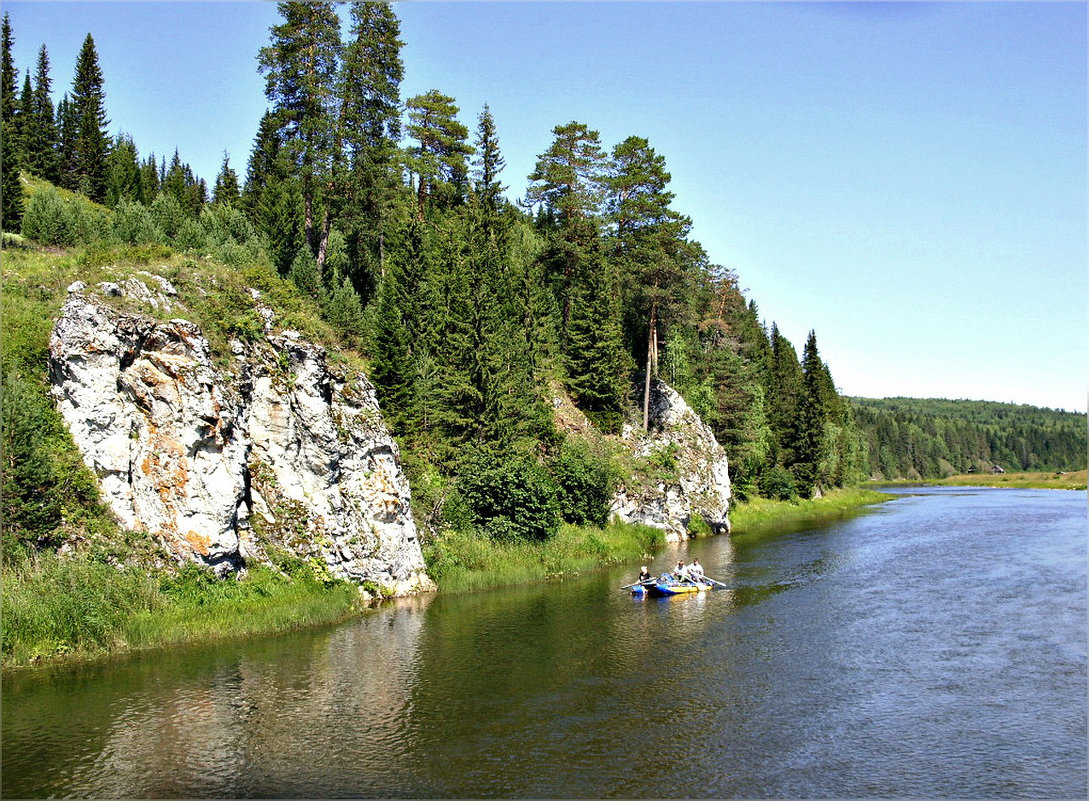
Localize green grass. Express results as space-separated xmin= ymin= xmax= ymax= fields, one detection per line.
xmin=873 ymin=469 xmax=1087 ymax=491
xmin=1 ymin=551 xmax=362 ymax=669
xmin=423 ymin=519 xmax=666 ymax=594
xmin=728 ymin=486 xmax=894 ymax=538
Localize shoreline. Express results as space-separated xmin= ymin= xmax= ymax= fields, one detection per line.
xmin=2 ymin=486 xmax=894 ymax=672
xmin=868 ymin=469 xmax=1086 ymax=492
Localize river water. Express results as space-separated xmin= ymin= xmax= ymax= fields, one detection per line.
xmin=3 ymin=487 xmax=1086 ymax=798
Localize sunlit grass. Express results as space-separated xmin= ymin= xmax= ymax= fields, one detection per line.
xmin=1 ymin=552 xmax=361 ymax=668
xmin=729 ymin=487 xmax=894 ymax=538
xmin=912 ymin=469 xmax=1087 ymax=491
xmin=423 ymin=519 xmax=666 ymax=594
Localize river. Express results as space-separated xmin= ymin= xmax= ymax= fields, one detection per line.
xmin=3 ymin=486 xmax=1086 ymax=798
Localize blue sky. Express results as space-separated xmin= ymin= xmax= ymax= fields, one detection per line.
xmin=6 ymin=1 xmax=1086 ymax=412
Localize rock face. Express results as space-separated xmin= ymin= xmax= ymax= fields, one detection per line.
xmin=49 ymin=284 xmax=433 ymax=595
xmin=609 ymin=380 xmax=731 ymax=541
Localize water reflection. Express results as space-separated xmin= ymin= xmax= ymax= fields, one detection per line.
xmin=4 ymin=488 xmax=1085 ymax=798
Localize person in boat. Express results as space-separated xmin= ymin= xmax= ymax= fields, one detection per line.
xmin=673 ymin=561 xmax=689 ymax=581
xmin=690 ymin=559 xmax=705 ymax=581
xmin=638 ymin=565 xmax=652 ymax=582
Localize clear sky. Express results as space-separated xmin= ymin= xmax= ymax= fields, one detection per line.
xmin=6 ymin=1 xmax=1086 ymax=413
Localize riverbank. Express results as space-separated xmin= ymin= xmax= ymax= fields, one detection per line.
xmin=2 ymin=487 xmax=892 ymax=670
xmin=728 ymin=486 xmax=895 ymax=539
xmin=1 ymin=551 xmax=364 ymax=670
xmin=872 ymin=469 xmax=1087 ymax=491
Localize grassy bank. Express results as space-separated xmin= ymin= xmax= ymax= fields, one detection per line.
xmin=423 ymin=519 xmax=667 ymax=594
xmin=1 ymin=552 xmax=362 ymax=669
xmin=873 ymin=469 xmax=1087 ymax=491
xmin=728 ymin=486 xmax=894 ymax=539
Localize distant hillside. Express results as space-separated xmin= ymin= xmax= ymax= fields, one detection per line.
xmin=849 ymin=397 xmax=1087 ymax=480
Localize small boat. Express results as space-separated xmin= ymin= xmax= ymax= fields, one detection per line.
xmin=645 ymin=574 xmax=714 ymax=597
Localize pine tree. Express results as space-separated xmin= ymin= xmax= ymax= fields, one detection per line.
xmin=405 ymin=89 xmax=473 ymax=218
xmin=24 ymin=44 xmax=59 ymax=182
xmin=526 ymin=121 xmax=608 ymax=347
xmin=606 ymin=135 xmax=694 ymax=428
xmin=258 ymin=1 xmax=341 ymax=270
xmin=338 ymin=0 xmax=404 ymax=289
xmin=71 ymin=34 xmax=110 ymax=202
xmin=213 ymin=151 xmax=241 ymax=205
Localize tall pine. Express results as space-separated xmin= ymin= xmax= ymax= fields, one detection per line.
xmin=70 ymin=34 xmax=110 ymax=202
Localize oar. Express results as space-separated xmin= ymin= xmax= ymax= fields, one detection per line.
xmin=702 ymin=576 xmax=729 ymax=589
xmin=620 ymin=578 xmax=654 ymax=590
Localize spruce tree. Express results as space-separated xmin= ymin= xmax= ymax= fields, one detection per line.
xmin=71 ymin=34 xmax=110 ymax=202
xmin=139 ymin=151 xmax=160 ymax=201
xmin=1 ymin=13 xmax=16 ymax=125
xmin=1 ymin=120 xmax=22 ymax=230
xmin=791 ymin=330 xmax=829 ymax=497
xmin=105 ymin=133 xmax=141 ymax=207
xmin=0 ymin=14 xmax=21 ymax=230
xmin=213 ymin=151 xmax=241 ymax=205
xmin=25 ymin=44 xmax=59 ymax=182
xmin=473 ymin=103 xmax=506 ymax=214
xmin=55 ymin=93 xmax=77 ymax=190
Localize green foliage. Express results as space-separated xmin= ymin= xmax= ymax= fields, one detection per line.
xmin=851 ymin=397 xmax=1087 ymax=478
xmin=111 ymin=198 xmax=163 ymax=244
xmin=19 ymin=183 xmax=108 ymax=246
xmin=446 ymin=452 xmax=562 ymax=542
xmin=759 ymin=464 xmax=797 ymax=501
xmin=546 ymin=437 xmax=615 ymax=526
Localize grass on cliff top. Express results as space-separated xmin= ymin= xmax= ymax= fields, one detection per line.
xmin=0 ymin=242 xmax=364 ymax=371
xmin=873 ymin=469 xmax=1087 ymax=491
xmin=1 ymin=551 xmax=362 ymax=669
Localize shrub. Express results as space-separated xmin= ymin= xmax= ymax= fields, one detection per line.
xmin=111 ymin=199 xmax=164 ymax=245
xmin=19 ymin=186 xmax=106 ymax=247
xmin=547 ymin=437 xmax=614 ymax=526
xmin=447 ymin=454 xmax=562 ymax=542
xmin=759 ymin=464 xmax=797 ymax=501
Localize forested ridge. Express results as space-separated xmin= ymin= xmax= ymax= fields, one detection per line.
xmin=850 ymin=397 xmax=1087 ymax=480
xmin=13 ymin=3 xmax=1070 ymax=559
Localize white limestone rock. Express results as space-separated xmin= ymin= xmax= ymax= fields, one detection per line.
xmin=48 ymin=286 xmax=433 ymax=595
xmin=609 ymin=380 xmax=731 ymax=541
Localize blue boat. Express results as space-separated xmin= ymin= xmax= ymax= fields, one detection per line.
xmin=644 ymin=574 xmax=714 ymax=597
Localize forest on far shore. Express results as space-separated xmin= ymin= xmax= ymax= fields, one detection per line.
xmin=850 ymin=397 xmax=1087 ymax=480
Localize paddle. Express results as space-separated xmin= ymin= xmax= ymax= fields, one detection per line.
xmin=620 ymin=578 xmax=654 ymax=590
xmin=701 ymin=575 xmax=729 ymax=589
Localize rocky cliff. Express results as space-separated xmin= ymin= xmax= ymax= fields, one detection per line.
xmin=49 ymin=278 xmax=433 ymax=596
xmin=609 ymin=380 xmax=732 ymax=540
xmin=552 ymin=379 xmax=731 ymax=541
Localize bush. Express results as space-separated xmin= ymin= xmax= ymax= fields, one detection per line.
xmin=111 ymin=199 xmax=164 ymax=245
xmin=150 ymin=194 xmax=187 ymax=241
xmin=19 ymin=186 xmax=106 ymax=247
xmin=547 ymin=437 xmax=614 ymax=526
xmin=447 ymin=454 xmax=562 ymax=542
xmin=759 ymin=464 xmax=797 ymax=501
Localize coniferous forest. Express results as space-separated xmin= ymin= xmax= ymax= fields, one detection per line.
xmin=2 ymin=4 xmax=1083 ymax=556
